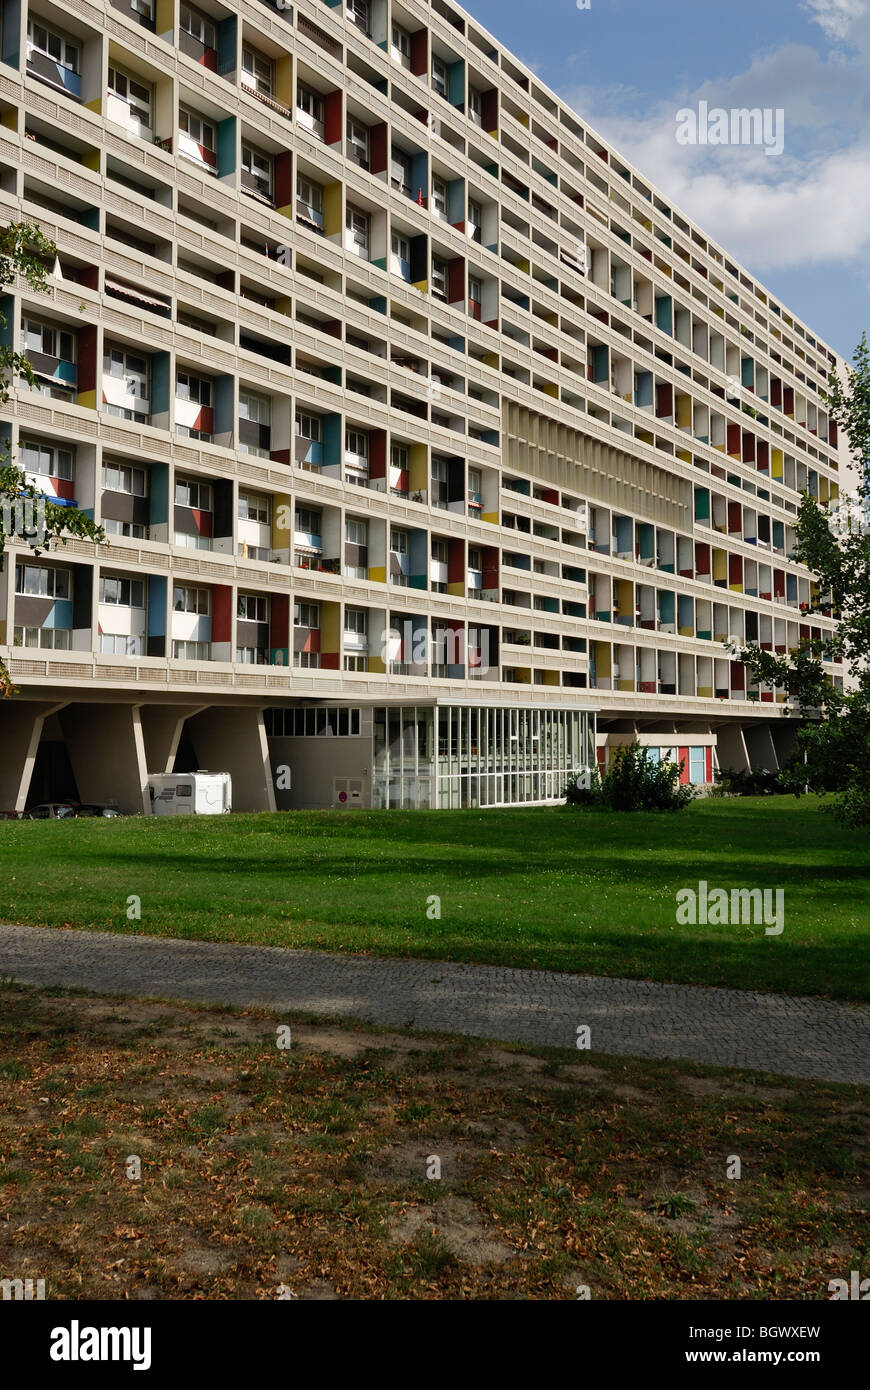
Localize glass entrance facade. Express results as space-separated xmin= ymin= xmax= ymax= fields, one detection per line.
xmin=371 ymin=702 xmax=594 ymax=809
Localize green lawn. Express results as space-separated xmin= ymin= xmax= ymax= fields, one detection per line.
xmin=0 ymin=797 xmax=867 ymax=1001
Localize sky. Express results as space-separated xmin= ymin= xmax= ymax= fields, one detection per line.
xmin=466 ymin=0 xmax=870 ymax=363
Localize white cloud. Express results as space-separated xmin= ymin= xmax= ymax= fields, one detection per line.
xmin=804 ymin=0 xmax=868 ymax=42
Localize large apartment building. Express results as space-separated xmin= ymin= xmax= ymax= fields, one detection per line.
xmin=0 ymin=0 xmax=847 ymax=813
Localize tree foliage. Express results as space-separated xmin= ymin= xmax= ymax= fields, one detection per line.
xmin=565 ymin=742 xmax=694 ymax=812
xmin=0 ymin=221 xmax=104 ymax=697
xmin=731 ymin=333 xmax=870 ymax=827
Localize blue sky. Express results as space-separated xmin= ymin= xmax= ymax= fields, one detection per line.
xmin=467 ymin=0 xmax=870 ymax=362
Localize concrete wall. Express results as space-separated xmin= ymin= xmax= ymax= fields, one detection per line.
xmin=268 ymin=736 xmax=370 ymax=810
xmin=186 ymin=707 xmax=276 ymax=813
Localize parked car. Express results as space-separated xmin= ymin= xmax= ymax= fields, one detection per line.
xmin=26 ymin=802 xmax=78 ymax=819
xmin=75 ymin=804 xmax=122 ymax=819
xmin=0 ymin=810 xmax=20 ymax=820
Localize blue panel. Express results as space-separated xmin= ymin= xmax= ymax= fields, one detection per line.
xmin=45 ymin=600 xmax=72 ymax=630
xmin=410 ymin=151 xmax=428 ymax=204
xmin=217 ymin=116 xmax=236 ymax=177
xmin=322 ymin=414 xmax=341 ymax=467
xmin=217 ymin=15 xmax=237 ymax=75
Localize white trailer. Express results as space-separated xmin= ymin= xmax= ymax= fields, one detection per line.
xmin=148 ymin=772 xmax=232 ymax=816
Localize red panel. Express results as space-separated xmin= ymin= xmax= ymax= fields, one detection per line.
xmin=730 ymin=661 xmax=746 ymax=691
xmin=678 ymin=748 xmax=690 ymax=784
xmin=655 ymin=383 xmax=673 ymax=418
xmin=448 ymin=537 xmax=465 ymax=584
xmin=369 ymin=430 xmax=387 ymax=481
xmin=270 ymin=593 xmax=289 ymax=648
xmin=53 ymin=478 xmax=75 ymax=500
xmin=481 ymin=89 xmax=498 ymax=131
xmin=447 ymin=257 xmax=465 ymax=304
xmin=370 ymin=123 xmax=388 ymax=175
xmin=829 ymin=422 xmax=838 ymax=447
xmin=756 ymin=440 xmax=769 ymax=471
xmin=77 ymin=323 xmax=97 ymax=395
xmin=541 ymin=488 xmax=559 ymax=505
xmin=705 ymin=747 xmax=713 ymax=783
xmin=728 ymin=554 xmax=743 ymax=586
xmin=191 ymin=508 xmax=213 ymax=538
xmin=727 ymin=501 xmax=742 ymax=532
xmin=695 ymin=541 xmax=710 ymax=576
xmin=783 ymin=386 xmax=795 ymax=416
xmin=324 ymin=89 xmax=342 ymax=145
xmin=201 ymin=48 xmax=217 ymax=71
xmin=275 ymin=151 xmax=293 ymax=207
xmin=410 ymin=28 xmax=428 ymax=76
xmin=321 ymin=652 xmax=339 ymax=669
xmin=212 ymin=585 xmax=232 ymax=643
xmin=771 ymin=377 xmax=783 ymax=409
xmin=742 ymin=431 xmax=755 ymax=463
xmin=482 ymin=546 xmax=499 ymax=589
xmin=773 ymin=570 xmax=785 ymax=598
xmin=726 ymin=422 xmax=741 ymax=456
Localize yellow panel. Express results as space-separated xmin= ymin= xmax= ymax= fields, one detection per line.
xmin=368 ymin=655 xmax=386 ymax=674
xmin=712 ymin=550 xmax=727 ymax=582
xmin=517 ymin=259 xmax=530 ymax=275
xmin=81 ymin=149 xmax=100 ymax=171
xmin=156 ymin=0 xmax=174 ymax=32
xmin=368 ymin=565 xmax=386 ymax=584
xmin=676 ymin=448 xmax=692 ymax=463
xmin=678 ymin=625 xmax=694 ymax=637
xmin=275 ymin=55 xmax=293 ymax=109
xmin=276 ymin=204 xmax=292 ymax=220
xmin=270 ymin=493 xmax=291 ymax=548
xmin=542 ymin=382 xmax=558 ymax=398
xmin=1 ymin=108 xmax=17 ymax=130
xmin=84 ymin=98 xmax=101 ymax=114
xmin=676 ymin=395 xmax=692 ymax=428
xmin=0 ymin=620 xmax=5 ymax=643
xmin=542 ymin=669 xmax=559 ymax=686
xmin=76 ymin=390 xmax=96 ymax=410
xmin=481 ymin=510 xmax=499 ymax=525
xmin=482 ymin=352 xmax=499 ymax=369
xmin=697 ymin=685 xmax=713 ymax=698
xmin=322 ymin=182 xmax=342 ymax=238
xmin=409 ymin=443 xmax=427 ymax=493
xmin=447 ymin=581 xmax=464 ymax=597
xmin=771 ymin=448 xmax=783 ymax=478
xmin=618 ymin=678 xmax=635 ymax=691
xmin=594 ymin=641 xmax=611 ymax=677
xmin=412 ymin=279 xmax=428 ymax=294
xmin=321 ymin=601 xmax=341 ymax=654
xmin=274 ymin=297 xmax=292 ymax=315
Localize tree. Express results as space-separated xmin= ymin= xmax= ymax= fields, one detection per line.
xmin=0 ymin=221 xmax=104 ymax=697
xmin=730 ymin=334 xmax=870 ymax=827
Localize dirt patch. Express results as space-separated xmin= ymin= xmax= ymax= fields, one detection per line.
xmin=389 ymin=1195 xmax=516 ymax=1265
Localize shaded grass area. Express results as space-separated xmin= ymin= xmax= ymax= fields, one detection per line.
xmin=0 ymin=981 xmax=866 ymax=1300
xmin=0 ymin=797 xmax=868 ymax=999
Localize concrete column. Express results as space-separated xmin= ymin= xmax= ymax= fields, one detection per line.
xmin=770 ymin=721 xmax=800 ymax=770
xmin=187 ymin=706 xmax=277 ymax=812
xmin=140 ymin=704 xmax=206 ymax=774
xmin=716 ymin=723 xmax=750 ymax=774
xmin=0 ymin=701 xmax=65 ymax=813
xmin=59 ymin=704 xmax=150 ymax=815
xmin=744 ymin=724 xmax=779 ymax=772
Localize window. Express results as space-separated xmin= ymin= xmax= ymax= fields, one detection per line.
xmin=236 ymin=645 xmax=267 ymax=665
xmin=238 ymin=391 xmax=270 ymax=456
xmin=689 ymin=747 xmax=708 ymax=784
xmin=432 ymin=55 xmax=448 ymax=98
xmin=346 ymin=205 xmax=370 ymax=256
xmin=238 ymin=491 xmax=271 ymax=524
xmin=468 ymin=466 xmax=483 ymax=507
xmin=104 ymin=519 xmax=147 ymax=539
xmin=391 ymin=24 xmax=411 ymax=64
xmin=175 ymin=478 xmax=212 ymax=511
xmin=296 ymin=83 xmax=324 ymax=127
xmin=344 ymin=655 xmax=368 ymax=671
xmin=242 ymin=144 xmax=273 ymax=201
xmin=295 ymin=411 xmax=321 ymax=442
xmin=345 ymin=607 xmax=367 ymax=635
xmin=294 ymin=602 xmax=320 ymax=628
xmin=99 ymin=575 xmax=145 ymax=607
xmin=296 ymin=175 xmax=324 ymax=229
xmin=346 ymin=429 xmax=369 ymax=459
xmin=15 ymin=564 xmax=70 ymax=598
xmin=431 ymin=256 xmax=448 ymax=300
xmin=390 ymin=147 xmax=411 ymax=193
xmin=108 ymin=68 xmax=152 ymax=134
xmin=347 ymin=116 xmax=370 ymax=168
xmin=102 ymin=462 xmax=146 ymax=496
xmin=22 ymin=320 xmax=75 ymax=362
xmin=103 ymin=346 xmax=149 ymax=421
xmin=432 ymin=178 xmax=448 ymax=219
xmin=468 ymin=87 xmax=483 ymax=126
xmin=345 ymin=518 xmax=367 ymax=547
xmin=295 ymin=507 xmax=321 ymax=536
xmin=242 ymin=48 xmax=273 ymax=97
xmin=468 ymin=200 xmax=483 ymax=242
xmin=346 ymin=0 xmax=370 ymax=35
xmin=469 ymin=275 xmax=482 ymax=309
xmin=180 ymin=3 xmax=216 ymax=49
xmin=391 ymin=231 xmax=410 ymax=264
xmin=179 ymin=108 xmax=216 ymax=156
xmin=468 ymin=547 xmax=482 ymax=571
xmin=27 ymin=19 xmax=79 ymax=73
xmin=14 ymin=626 xmax=71 ymax=650
xmin=20 ymin=439 xmax=73 ymax=481
xmin=172 ymin=639 xmax=210 ymax=660
xmin=237 ymin=592 xmax=268 ymax=623
xmin=176 ymin=372 xmax=211 ymax=405
xmin=173 ymin=585 xmax=210 ymax=614
xmin=99 ymin=632 xmax=143 ymax=656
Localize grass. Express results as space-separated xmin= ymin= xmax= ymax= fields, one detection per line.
xmin=0 ymin=980 xmax=866 ymax=1300
xmin=0 ymin=797 xmax=867 ymax=1000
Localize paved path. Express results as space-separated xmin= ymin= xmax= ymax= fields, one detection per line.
xmin=2 ymin=923 xmax=869 ymax=1084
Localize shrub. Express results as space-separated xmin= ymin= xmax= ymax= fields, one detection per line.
xmin=565 ymin=743 xmax=693 ymax=812
xmin=715 ymin=767 xmax=783 ymax=797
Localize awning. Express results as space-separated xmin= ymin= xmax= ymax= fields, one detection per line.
xmin=104 ymin=277 xmax=170 ymax=311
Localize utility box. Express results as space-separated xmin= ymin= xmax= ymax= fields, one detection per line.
xmin=148 ymin=772 xmax=232 ymax=816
